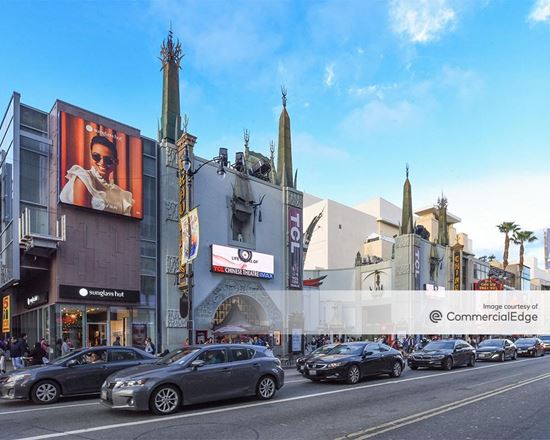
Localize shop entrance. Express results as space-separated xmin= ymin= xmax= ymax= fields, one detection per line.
xmin=86 ymin=307 xmax=108 ymax=346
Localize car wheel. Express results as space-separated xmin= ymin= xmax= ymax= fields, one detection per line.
xmin=468 ymin=355 xmax=476 ymax=367
xmin=500 ymin=352 xmax=505 ymax=362
xmin=346 ymin=365 xmax=361 ymax=384
xmin=442 ymin=357 xmax=453 ymax=371
xmin=256 ymin=376 xmax=277 ymax=400
xmin=512 ymin=351 xmax=517 ymax=360
xmin=31 ymin=380 xmax=60 ymax=404
xmin=390 ymin=361 xmax=402 ymax=378
xmin=150 ymin=385 xmax=181 ymax=415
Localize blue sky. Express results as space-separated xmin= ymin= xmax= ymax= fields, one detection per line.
xmin=2 ymin=0 xmax=550 ymax=264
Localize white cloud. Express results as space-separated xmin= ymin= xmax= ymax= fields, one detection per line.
xmin=325 ymin=63 xmax=335 ymax=87
xmin=348 ymin=83 xmax=398 ymax=100
xmin=389 ymin=0 xmax=456 ymax=43
xmin=528 ymin=0 xmax=550 ymax=23
xmin=340 ymin=100 xmax=417 ymax=135
xmin=440 ymin=65 xmax=483 ymax=101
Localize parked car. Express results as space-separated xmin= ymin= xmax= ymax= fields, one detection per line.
xmin=408 ymin=339 xmax=475 ymax=370
xmin=302 ymin=342 xmax=405 ymax=384
xmin=538 ymin=335 xmax=550 ymax=353
xmin=515 ymin=338 xmax=545 ymax=357
xmin=100 ymin=344 xmax=284 ymax=415
xmin=296 ymin=344 xmax=338 ymax=374
xmin=476 ymin=339 xmax=517 ymax=362
xmin=0 ymin=346 xmax=156 ymax=404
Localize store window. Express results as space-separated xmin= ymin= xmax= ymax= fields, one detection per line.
xmin=110 ymin=308 xmax=130 ymax=346
xmin=86 ymin=307 xmax=107 ymax=347
xmin=61 ymin=306 xmax=83 ymax=349
xmin=132 ymin=309 xmax=155 ymax=348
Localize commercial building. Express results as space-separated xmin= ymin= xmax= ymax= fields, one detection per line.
xmin=0 ymin=93 xmax=157 ymax=350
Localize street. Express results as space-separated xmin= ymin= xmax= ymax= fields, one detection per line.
xmin=1 ymin=356 xmax=549 ymax=440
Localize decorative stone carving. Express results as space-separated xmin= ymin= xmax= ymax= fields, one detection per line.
xmin=164 ymin=200 xmax=179 ymax=222
xmin=166 ymin=255 xmax=179 ymax=274
xmin=285 ymin=189 xmax=303 ymax=208
xmin=194 ymin=278 xmax=283 ymax=331
xmin=395 ymin=264 xmax=410 ymax=275
xmin=166 ymin=144 xmax=178 ymax=169
xmin=166 ymin=309 xmax=186 ymax=328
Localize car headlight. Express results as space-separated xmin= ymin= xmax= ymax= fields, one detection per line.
xmin=7 ymin=373 xmax=32 ymax=384
xmin=115 ymin=379 xmax=148 ymax=388
xmin=327 ymin=362 xmax=345 ymax=368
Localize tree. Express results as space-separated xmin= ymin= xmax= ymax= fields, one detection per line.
xmin=497 ymin=222 xmax=519 ymax=272
xmin=512 ymin=230 xmax=537 ymax=289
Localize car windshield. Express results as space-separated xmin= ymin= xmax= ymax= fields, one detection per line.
xmin=313 ymin=345 xmax=334 ymax=355
xmin=424 ymin=341 xmax=455 ymax=350
xmin=158 ymin=348 xmax=200 ymax=365
xmin=479 ymin=339 xmax=504 ymax=347
xmin=326 ymin=344 xmax=364 ymax=356
xmin=51 ymin=349 xmax=84 ymax=365
xmin=515 ymin=338 xmax=535 ymax=345
xmin=539 ymin=336 xmax=550 ymax=341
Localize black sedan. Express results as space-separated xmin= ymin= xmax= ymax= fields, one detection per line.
xmin=476 ymin=339 xmax=517 ymax=362
xmin=515 ymin=338 xmax=545 ymax=357
xmin=302 ymin=342 xmax=405 ymax=384
xmin=0 ymin=346 xmax=156 ymax=404
xmin=408 ymin=339 xmax=475 ymax=370
xmin=296 ymin=344 xmax=338 ymax=374
xmin=101 ymin=344 xmax=284 ymax=415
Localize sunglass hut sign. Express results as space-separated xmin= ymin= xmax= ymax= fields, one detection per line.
xmin=59 ymin=285 xmax=140 ymax=303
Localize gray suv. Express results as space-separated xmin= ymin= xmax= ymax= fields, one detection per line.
xmin=100 ymin=344 xmax=284 ymax=415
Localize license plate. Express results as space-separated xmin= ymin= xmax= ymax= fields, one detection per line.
xmin=101 ymin=390 xmax=107 ymax=400
xmin=309 ymin=370 xmax=317 ymax=376
xmin=300 ymin=365 xmax=305 ymax=371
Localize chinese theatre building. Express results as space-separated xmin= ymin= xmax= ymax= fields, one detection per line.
xmin=0 ymin=93 xmax=158 ymax=351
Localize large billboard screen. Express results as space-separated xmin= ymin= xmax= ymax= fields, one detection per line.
xmin=211 ymin=244 xmax=274 ymax=279
xmin=59 ymin=111 xmax=143 ymax=218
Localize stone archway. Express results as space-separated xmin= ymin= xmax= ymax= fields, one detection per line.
xmin=194 ymin=278 xmax=283 ymax=331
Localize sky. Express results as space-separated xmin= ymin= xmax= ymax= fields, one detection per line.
xmin=1 ymin=0 xmax=550 ymax=265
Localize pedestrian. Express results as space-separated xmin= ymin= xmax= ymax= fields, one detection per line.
xmin=29 ymin=342 xmax=47 ymax=366
xmin=113 ymin=336 xmax=121 ymax=346
xmin=10 ymin=336 xmax=23 ymax=370
xmin=62 ymin=338 xmax=71 ymax=355
xmin=144 ymin=337 xmax=156 ymax=355
xmin=0 ymin=343 xmax=5 ymax=374
xmin=183 ymin=338 xmax=189 ymax=346
xmin=55 ymin=339 xmax=63 ymax=358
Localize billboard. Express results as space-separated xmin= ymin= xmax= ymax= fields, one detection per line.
xmin=211 ymin=244 xmax=274 ymax=279
xmin=59 ymin=111 xmax=143 ymax=218
xmin=288 ymin=206 xmax=303 ymax=289
xmin=181 ymin=208 xmax=199 ymax=266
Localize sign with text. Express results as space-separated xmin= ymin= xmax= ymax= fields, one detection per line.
xmin=413 ymin=245 xmax=421 ymax=291
xmin=475 ymin=278 xmax=504 ymax=291
xmin=453 ymin=247 xmax=462 ymax=290
xmin=59 ymin=285 xmax=140 ymax=303
xmin=2 ymin=295 xmax=10 ymax=333
xmin=24 ymin=292 xmax=49 ymax=309
xmin=288 ymin=206 xmax=303 ymax=289
xmin=211 ymin=245 xmax=274 ymax=279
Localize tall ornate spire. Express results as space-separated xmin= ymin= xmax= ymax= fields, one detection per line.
xmin=277 ymin=86 xmax=294 ymax=188
xmin=159 ymin=29 xmax=184 ymax=142
xmin=243 ymin=129 xmax=250 ymax=165
xmin=400 ymin=164 xmax=414 ymax=235
xmin=437 ymin=193 xmax=449 ymax=246
xmin=269 ymin=140 xmax=277 ymax=184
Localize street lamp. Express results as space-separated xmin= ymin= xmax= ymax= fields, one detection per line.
xmin=180 ymin=144 xmax=228 ymax=344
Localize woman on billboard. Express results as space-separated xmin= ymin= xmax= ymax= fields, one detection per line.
xmin=60 ymin=135 xmax=134 ymax=216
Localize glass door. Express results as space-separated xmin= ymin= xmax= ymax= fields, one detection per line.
xmin=86 ymin=307 xmax=108 ymax=347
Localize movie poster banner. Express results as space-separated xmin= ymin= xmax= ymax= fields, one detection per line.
xmin=2 ymin=295 xmax=10 ymax=333
xmin=181 ymin=208 xmax=199 ymax=265
xmin=288 ymin=206 xmax=303 ymax=289
xmin=211 ymin=244 xmax=274 ymax=279
xmin=59 ymin=111 xmax=143 ymax=218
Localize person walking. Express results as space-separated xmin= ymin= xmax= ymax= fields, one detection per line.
xmin=113 ymin=336 xmax=121 ymax=346
xmin=144 ymin=337 xmax=156 ymax=355
xmin=61 ymin=338 xmax=71 ymax=355
xmin=10 ymin=336 xmax=23 ymax=370
xmin=0 ymin=343 xmax=5 ymax=374
xmin=29 ymin=342 xmax=47 ymax=366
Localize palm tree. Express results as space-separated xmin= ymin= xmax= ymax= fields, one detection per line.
xmin=512 ymin=230 xmax=537 ymax=289
xmin=497 ymin=222 xmax=519 ymax=272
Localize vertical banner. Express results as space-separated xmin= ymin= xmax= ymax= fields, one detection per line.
xmin=181 ymin=208 xmax=199 ymax=265
xmin=291 ymin=328 xmax=302 ymax=352
xmin=545 ymin=228 xmax=550 ymax=270
xmin=2 ymin=295 xmax=10 ymax=333
xmin=413 ymin=245 xmax=421 ymax=290
xmin=288 ymin=206 xmax=303 ymax=289
xmin=453 ymin=247 xmax=462 ymax=290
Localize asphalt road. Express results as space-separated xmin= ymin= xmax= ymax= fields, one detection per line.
xmin=1 ymin=355 xmax=549 ymax=440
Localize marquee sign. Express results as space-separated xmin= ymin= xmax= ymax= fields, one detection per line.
xmin=452 ymin=246 xmax=462 ymax=291
xmin=2 ymin=295 xmax=9 ymax=333
xmin=474 ymin=278 xmax=503 ymax=290
xmin=211 ymin=244 xmax=274 ymax=279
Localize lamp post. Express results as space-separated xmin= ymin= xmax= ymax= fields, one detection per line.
xmin=179 ymin=141 xmax=227 ymax=344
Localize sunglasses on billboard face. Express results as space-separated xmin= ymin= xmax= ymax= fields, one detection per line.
xmin=91 ymin=152 xmax=115 ymax=167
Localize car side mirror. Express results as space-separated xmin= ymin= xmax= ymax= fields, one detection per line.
xmin=363 ymin=351 xmax=373 ymax=357
xmin=66 ymin=359 xmax=77 ymax=367
xmin=190 ymin=359 xmax=205 ymax=370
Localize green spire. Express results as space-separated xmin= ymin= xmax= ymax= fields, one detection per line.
xmin=277 ymin=86 xmax=294 ymax=188
xmin=437 ymin=194 xmax=449 ymax=246
xmin=400 ymin=164 xmax=413 ymax=235
xmin=159 ymin=29 xmax=183 ymax=142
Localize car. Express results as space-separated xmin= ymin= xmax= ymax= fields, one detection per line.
xmin=408 ymin=339 xmax=476 ymax=371
xmin=100 ymin=344 xmax=284 ymax=415
xmin=301 ymin=342 xmax=405 ymax=384
xmin=538 ymin=335 xmax=550 ymax=353
xmin=515 ymin=337 xmax=545 ymax=357
xmin=0 ymin=346 xmax=156 ymax=404
xmin=296 ymin=344 xmax=338 ymax=374
xmin=476 ymin=339 xmax=517 ymax=362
